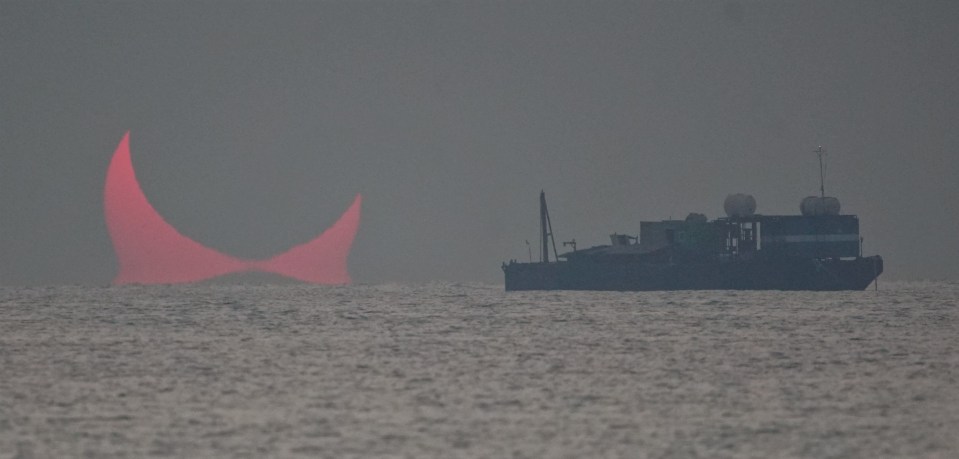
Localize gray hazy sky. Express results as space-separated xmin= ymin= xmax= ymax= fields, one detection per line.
xmin=2 ymin=1 xmax=958 ymax=285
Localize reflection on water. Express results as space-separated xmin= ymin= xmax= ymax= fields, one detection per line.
xmin=1 ymin=282 xmax=957 ymax=457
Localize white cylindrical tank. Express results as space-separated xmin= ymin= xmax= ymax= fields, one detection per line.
xmin=724 ymin=194 xmax=757 ymax=218
xmin=800 ymin=196 xmax=841 ymax=216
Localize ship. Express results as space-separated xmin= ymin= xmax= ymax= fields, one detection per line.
xmin=502 ymin=148 xmax=883 ymax=291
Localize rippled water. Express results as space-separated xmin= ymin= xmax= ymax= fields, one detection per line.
xmin=1 ymin=282 xmax=957 ymax=458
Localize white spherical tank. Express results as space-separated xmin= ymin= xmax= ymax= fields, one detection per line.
xmin=724 ymin=194 xmax=757 ymax=218
xmin=800 ymin=196 xmax=841 ymax=216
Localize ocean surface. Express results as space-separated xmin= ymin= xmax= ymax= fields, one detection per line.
xmin=1 ymin=282 xmax=957 ymax=458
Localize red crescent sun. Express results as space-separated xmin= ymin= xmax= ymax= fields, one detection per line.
xmin=104 ymin=131 xmax=361 ymax=285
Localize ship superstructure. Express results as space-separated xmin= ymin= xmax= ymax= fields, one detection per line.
xmin=502 ymin=148 xmax=883 ymax=291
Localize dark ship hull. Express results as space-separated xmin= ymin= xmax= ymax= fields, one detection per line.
xmin=503 ymin=190 xmax=883 ymax=292
xmin=503 ymin=254 xmax=882 ymax=291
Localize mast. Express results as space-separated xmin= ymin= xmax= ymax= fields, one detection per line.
xmin=546 ymin=199 xmax=559 ymax=261
xmin=540 ymin=191 xmax=549 ymax=262
xmin=538 ymin=191 xmax=560 ymax=263
xmin=815 ymin=145 xmax=826 ymax=198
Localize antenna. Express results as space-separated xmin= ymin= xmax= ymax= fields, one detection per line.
xmin=815 ymin=146 xmax=826 ymax=198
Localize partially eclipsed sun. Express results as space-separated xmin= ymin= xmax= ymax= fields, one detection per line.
xmin=104 ymin=131 xmax=361 ymax=284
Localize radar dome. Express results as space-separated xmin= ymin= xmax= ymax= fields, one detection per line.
xmin=800 ymin=196 xmax=841 ymax=216
xmin=724 ymin=194 xmax=757 ymax=218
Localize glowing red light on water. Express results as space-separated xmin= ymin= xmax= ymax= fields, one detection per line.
xmin=103 ymin=132 xmax=361 ymax=285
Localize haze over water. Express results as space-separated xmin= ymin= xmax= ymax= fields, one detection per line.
xmin=2 ymin=282 xmax=956 ymax=457
xmin=3 ymin=2 xmax=959 ymax=285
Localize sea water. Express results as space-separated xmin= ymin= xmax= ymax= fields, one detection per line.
xmin=1 ymin=282 xmax=957 ymax=458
